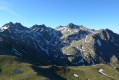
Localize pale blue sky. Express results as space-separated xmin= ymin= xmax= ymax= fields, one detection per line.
xmin=0 ymin=0 xmax=119 ymax=33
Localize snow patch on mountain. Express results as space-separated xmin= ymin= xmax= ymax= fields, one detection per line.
xmin=97 ymin=39 xmax=102 ymax=46
xmin=85 ymin=35 xmax=89 ymax=42
xmin=0 ymin=26 xmax=9 ymax=31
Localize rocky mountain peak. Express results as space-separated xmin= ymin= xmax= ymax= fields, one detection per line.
xmin=0 ymin=22 xmax=14 ymax=31
xmin=0 ymin=22 xmax=27 ymax=32
xmin=67 ymin=23 xmax=79 ymax=29
xmin=15 ymin=22 xmax=24 ymax=27
xmin=31 ymin=24 xmax=47 ymax=31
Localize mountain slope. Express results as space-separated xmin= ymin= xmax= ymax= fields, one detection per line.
xmin=54 ymin=64 xmax=119 ymax=80
xmin=0 ymin=55 xmax=119 ymax=80
xmin=0 ymin=55 xmax=67 ymax=80
xmin=0 ymin=22 xmax=119 ymax=66
xmin=0 ymin=55 xmax=48 ymax=80
xmin=61 ymin=28 xmax=119 ymax=65
xmin=0 ymin=22 xmax=69 ymax=66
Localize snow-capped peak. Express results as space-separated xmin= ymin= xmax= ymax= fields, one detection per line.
xmin=0 ymin=22 xmax=14 ymax=31
xmin=0 ymin=22 xmax=28 ymax=32
xmin=0 ymin=25 xmax=9 ymax=31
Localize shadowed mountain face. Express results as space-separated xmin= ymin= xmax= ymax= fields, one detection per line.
xmin=0 ymin=22 xmax=119 ymax=66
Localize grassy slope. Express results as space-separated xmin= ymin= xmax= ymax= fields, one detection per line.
xmin=55 ymin=64 xmax=119 ymax=80
xmin=0 ymin=55 xmax=48 ymax=80
xmin=0 ymin=55 xmax=119 ymax=80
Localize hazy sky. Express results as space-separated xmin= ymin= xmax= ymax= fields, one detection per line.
xmin=0 ymin=0 xmax=119 ymax=33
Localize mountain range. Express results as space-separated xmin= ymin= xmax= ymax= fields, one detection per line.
xmin=0 ymin=22 xmax=119 ymax=66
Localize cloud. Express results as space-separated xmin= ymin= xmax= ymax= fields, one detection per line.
xmin=0 ymin=0 xmax=22 ymax=18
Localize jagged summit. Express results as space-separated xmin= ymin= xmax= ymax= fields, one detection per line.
xmin=15 ymin=22 xmax=24 ymax=27
xmin=2 ymin=22 xmax=23 ymax=28
xmin=0 ymin=22 xmax=14 ymax=31
xmin=0 ymin=22 xmax=27 ymax=32
xmin=67 ymin=23 xmax=79 ymax=29
xmin=56 ymin=23 xmax=80 ymax=30
xmin=32 ymin=24 xmax=46 ymax=28
xmin=31 ymin=24 xmax=47 ymax=31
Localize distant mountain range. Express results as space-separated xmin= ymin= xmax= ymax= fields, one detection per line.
xmin=0 ymin=22 xmax=119 ymax=66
